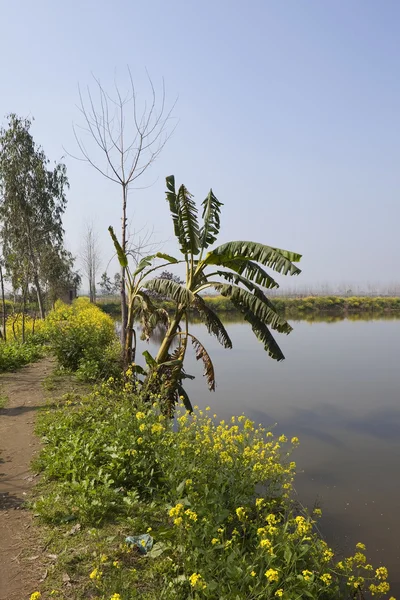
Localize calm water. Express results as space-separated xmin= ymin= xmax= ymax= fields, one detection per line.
xmin=138 ymin=316 xmax=400 ymax=592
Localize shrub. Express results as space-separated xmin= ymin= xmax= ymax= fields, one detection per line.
xmin=34 ymin=381 xmax=394 ymax=599
xmin=0 ymin=339 xmax=45 ymax=372
xmin=44 ymin=298 xmax=119 ymax=377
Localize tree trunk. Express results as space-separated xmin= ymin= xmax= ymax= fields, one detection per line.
xmin=124 ymin=293 xmax=135 ymax=369
xmin=120 ymin=184 xmax=128 ymax=347
xmin=34 ymin=273 xmax=45 ymax=319
xmin=21 ymin=284 xmax=27 ymax=343
xmin=0 ymin=264 xmax=6 ymax=342
xmin=155 ymin=307 xmax=185 ymax=364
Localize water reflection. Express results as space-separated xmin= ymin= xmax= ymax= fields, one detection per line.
xmin=132 ymin=315 xmax=400 ymax=593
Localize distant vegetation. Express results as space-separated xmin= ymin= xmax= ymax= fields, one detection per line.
xmin=98 ymin=294 xmax=400 ymax=319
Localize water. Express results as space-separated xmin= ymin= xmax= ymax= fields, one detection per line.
xmin=136 ymin=316 xmax=400 ymax=591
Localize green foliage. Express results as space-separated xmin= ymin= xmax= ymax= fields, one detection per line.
xmin=33 ymin=384 xmax=394 ymax=599
xmin=0 ymin=339 xmax=45 ymax=372
xmin=43 ymin=298 xmax=120 ymax=379
xmin=0 ymin=114 xmax=72 ymax=316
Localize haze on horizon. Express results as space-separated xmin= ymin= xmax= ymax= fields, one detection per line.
xmin=0 ymin=0 xmax=399 ymax=292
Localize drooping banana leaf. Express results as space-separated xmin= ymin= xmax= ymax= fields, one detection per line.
xmin=214 ymin=283 xmax=292 ymax=334
xmin=206 ymin=241 xmax=301 ymax=276
xmin=190 ymin=334 xmax=216 ymax=391
xmin=193 ymin=295 xmax=232 ymax=349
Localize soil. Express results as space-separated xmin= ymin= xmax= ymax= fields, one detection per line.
xmin=0 ymin=358 xmax=53 ymax=600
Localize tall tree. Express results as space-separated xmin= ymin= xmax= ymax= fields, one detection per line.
xmin=80 ymin=223 xmax=101 ymax=303
xmin=72 ymin=69 xmax=176 ymax=346
xmin=0 ymin=114 xmax=69 ymax=318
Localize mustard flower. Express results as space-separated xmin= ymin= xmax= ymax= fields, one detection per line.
xmin=189 ymin=573 xmax=206 ymax=589
xmin=302 ymin=570 xmax=313 ymax=582
xmin=265 ymin=568 xmax=279 ymax=583
xmin=275 ymin=591 xmax=283 ymax=598
xmin=320 ymin=573 xmax=332 ymax=586
xmin=30 ymin=594 xmax=41 ymax=600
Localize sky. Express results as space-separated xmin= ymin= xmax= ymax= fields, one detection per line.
xmin=0 ymin=0 xmax=399 ymax=291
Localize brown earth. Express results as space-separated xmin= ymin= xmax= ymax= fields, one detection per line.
xmin=0 ymin=359 xmax=53 ymax=600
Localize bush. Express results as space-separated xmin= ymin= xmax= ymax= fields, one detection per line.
xmin=44 ymin=298 xmax=120 ymax=378
xmin=0 ymin=339 xmax=45 ymax=372
xmin=34 ymin=381 xmax=394 ymax=599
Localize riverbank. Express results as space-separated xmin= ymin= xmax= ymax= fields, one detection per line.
xmin=98 ymin=295 xmax=400 ymax=319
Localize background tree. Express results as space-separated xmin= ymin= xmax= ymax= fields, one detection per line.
xmin=98 ymin=271 xmax=121 ymax=295
xmin=72 ymin=69 xmax=176 ymax=346
xmin=80 ymin=223 xmax=101 ymax=302
xmin=0 ymin=114 xmax=69 ymax=318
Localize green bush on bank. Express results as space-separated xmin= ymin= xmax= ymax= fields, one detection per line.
xmin=43 ymin=298 xmax=121 ymax=381
xmin=33 ymin=379 xmax=393 ymax=599
xmin=0 ymin=338 xmax=45 ymax=372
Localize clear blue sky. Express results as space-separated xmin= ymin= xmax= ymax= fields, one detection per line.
xmin=1 ymin=0 xmax=399 ymax=291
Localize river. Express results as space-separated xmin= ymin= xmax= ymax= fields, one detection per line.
xmin=136 ymin=315 xmax=400 ymax=592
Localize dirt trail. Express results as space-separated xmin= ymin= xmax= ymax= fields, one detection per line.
xmin=0 ymin=358 xmax=53 ymax=600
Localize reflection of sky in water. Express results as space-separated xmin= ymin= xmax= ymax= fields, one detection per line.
xmin=137 ymin=318 xmax=400 ymax=592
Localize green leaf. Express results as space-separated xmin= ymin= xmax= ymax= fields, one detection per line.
xmin=130 ymin=364 xmax=147 ymax=376
xmin=144 ymin=278 xmax=194 ymax=307
xmin=193 ymin=295 xmax=232 ymax=349
xmin=208 ymin=255 xmax=279 ymax=289
xmin=199 ymin=189 xmax=223 ymax=250
xmin=133 ymin=252 xmax=179 ymax=277
xmin=155 ymin=252 xmax=179 ymax=264
xmin=190 ymin=334 xmax=216 ymax=391
xmin=165 ymin=176 xmax=200 ymax=256
xmin=108 ymin=226 xmax=128 ymax=268
xmin=142 ymin=350 xmax=157 ymax=367
xmin=214 ymin=288 xmax=286 ymax=361
xmin=176 ymin=384 xmax=193 ymax=412
xmin=214 ymin=282 xmax=292 ymax=334
xmin=207 ymin=241 xmax=301 ymax=275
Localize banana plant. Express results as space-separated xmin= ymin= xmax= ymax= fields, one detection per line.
xmin=108 ymin=226 xmax=180 ymax=368
xmin=139 ymin=175 xmax=302 ymax=411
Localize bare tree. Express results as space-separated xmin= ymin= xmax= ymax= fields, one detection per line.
xmin=80 ymin=223 xmax=101 ymax=303
xmin=71 ymin=68 xmax=176 ymax=349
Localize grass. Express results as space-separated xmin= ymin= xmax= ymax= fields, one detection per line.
xmin=0 ymin=392 xmax=8 ymax=409
xmin=28 ymin=377 xmax=394 ymax=599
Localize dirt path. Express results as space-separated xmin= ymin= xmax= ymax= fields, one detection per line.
xmin=0 ymin=358 xmax=53 ymax=600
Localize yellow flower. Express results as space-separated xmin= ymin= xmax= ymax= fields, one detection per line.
xmin=356 ymin=542 xmax=366 ymax=550
xmin=265 ymin=568 xmax=279 ymax=583
xmin=320 ymin=573 xmax=332 ymax=586
xmin=236 ymin=506 xmax=246 ymax=521
xmin=184 ymin=509 xmax=198 ymax=521
xmin=291 ymin=436 xmax=299 ymax=444
xmin=100 ymin=554 xmax=108 ymax=562
xmin=137 ymin=437 xmax=143 ymax=444
xmin=255 ymin=498 xmax=264 ymax=509
xmin=110 ymin=595 xmax=121 ymax=600
xmin=211 ymin=538 xmax=219 ymax=545
xmin=136 ymin=411 xmax=145 ymax=420
xmin=113 ymin=560 xmax=120 ymax=568
xmin=295 ymin=515 xmax=312 ymax=535
xmin=89 ymin=567 xmax=102 ymax=580
xmin=375 ymin=566 xmax=388 ymax=580
xmin=174 ymin=517 xmax=183 ymax=526
xmin=370 ymin=582 xmax=390 ymax=594
xmin=169 ymin=503 xmax=184 ymax=517
xmin=278 ymin=434 xmax=287 ymax=443
xmin=30 ymin=594 xmax=41 ymax=600
xmin=302 ymin=569 xmax=313 ymax=582
xmin=313 ymin=508 xmax=322 ymax=517
xmin=275 ymin=591 xmax=283 ymax=598
xmin=151 ymin=423 xmax=163 ymax=434
xmin=189 ymin=573 xmax=207 ymax=589
xmin=250 ymin=570 xmax=256 ymax=577
xmin=139 ymin=423 xmax=146 ymax=432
